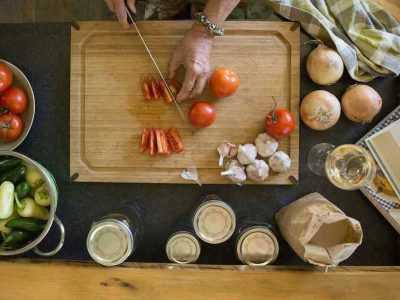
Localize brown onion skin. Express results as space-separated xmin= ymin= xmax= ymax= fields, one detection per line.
xmin=306 ymin=45 xmax=344 ymax=86
xmin=300 ymin=90 xmax=341 ymax=131
xmin=341 ymin=85 xmax=382 ymax=123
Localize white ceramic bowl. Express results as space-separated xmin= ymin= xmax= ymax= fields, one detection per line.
xmin=0 ymin=59 xmax=35 ymax=150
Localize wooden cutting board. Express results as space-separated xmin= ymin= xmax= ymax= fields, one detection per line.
xmin=70 ymin=21 xmax=299 ymax=184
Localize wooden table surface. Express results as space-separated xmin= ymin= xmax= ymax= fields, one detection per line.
xmin=0 ymin=260 xmax=398 ymax=300
xmin=0 ymin=0 xmax=399 ymax=299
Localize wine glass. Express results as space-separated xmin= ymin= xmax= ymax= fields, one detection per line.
xmin=308 ymin=143 xmax=376 ymax=190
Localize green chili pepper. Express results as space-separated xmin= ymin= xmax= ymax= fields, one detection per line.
xmin=15 ymin=182 xmax=30 ymax=199
xmin=5 ymin=217 xmax=46 ymax=232
xmin=0 ymin=165 xmax=27 ymax=184
xmin=0 ymin=157 xmax=22 ymax=173
xmin=0 ymin=230 xmax=32 ymax=249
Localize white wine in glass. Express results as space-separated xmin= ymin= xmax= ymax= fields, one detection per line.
xmin=324 ymin=144 xmax=376 ymax=190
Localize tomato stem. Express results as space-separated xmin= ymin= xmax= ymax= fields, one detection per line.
xmin=267 ymin=96 xmax=278 ymax=124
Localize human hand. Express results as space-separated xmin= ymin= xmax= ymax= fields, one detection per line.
xmin=105 ymin=0 xmax=136 ymax=28
xmin=168 ymin=26 xmax=213 ymax=103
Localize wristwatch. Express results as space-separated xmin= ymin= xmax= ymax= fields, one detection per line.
xmin=194 ymin=12 xmax=224 ymax=37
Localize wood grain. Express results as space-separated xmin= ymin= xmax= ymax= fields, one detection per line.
xmin=70 ymin=21 xmax=300 ymax=184
xmin=0 ymin=260 xmax=399 ymax=300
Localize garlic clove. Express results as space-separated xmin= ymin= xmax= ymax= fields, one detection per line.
xmin=217 ymin=141 xmax=237 ymax=166
xmin=221 ymin=160 xmax=246 ymax=185
xmin=181 ymin=166 xmax=202 ymax=186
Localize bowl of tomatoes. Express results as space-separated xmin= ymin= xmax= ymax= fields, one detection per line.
xmin=0 ymin=59 xmax=35 ymax=150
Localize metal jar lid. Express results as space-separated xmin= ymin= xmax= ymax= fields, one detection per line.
xmin=87 ymin=219 xmax=133 ymax=266
xmin=166 ymin=231 xmax=201 ymax=264
xmin=193 ymin=200 xmax=236 ymax=244
xmin=236 ymin=226 xmax=279 ymax=266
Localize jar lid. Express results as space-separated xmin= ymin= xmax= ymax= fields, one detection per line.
xmin=193 ymin=200 xmax=236 ymax=244
xmin=166 ymin=231 xmax=201 ymax=264
xmin=87 ymin=220 xmax=133 ymax=266
xmin=236 ymin=226 xmax=279 ymax=266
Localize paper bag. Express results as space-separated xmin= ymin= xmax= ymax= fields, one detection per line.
xmin=275 ymin=193 xmax=363 ymax=267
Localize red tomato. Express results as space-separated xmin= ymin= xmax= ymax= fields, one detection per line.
xmin=264 ymin=108 xmax=295 ymax=139
xmin=0 ymin=113 xmax=23 ymax=141
xmin=167 ymin=127 xmax=184 ymax=153
xmin=189 ymin=101 xmax=216 ymax=128
xmin=0 ymin=63 xmax=13 ymax=93
xmin=210 ymin=68 xmax=239 ymax=98
xmin=0 ymin=87 xmax=28 ymax=114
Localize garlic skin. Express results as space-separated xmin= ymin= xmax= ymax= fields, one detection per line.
xmin=237 ymin=144 xmax=257 ymax=165
xmin=221 ymin=160 xmax=246 ymax=185
xmin=217 ymin=141 xmax=238 ymax=166
xmin=255 ymin=133 xmax=278 ymax=157
xmin=246 ymin=160 xmax=269 ymax=182
xmin=269 ymin=151 xmax=291 ymax=173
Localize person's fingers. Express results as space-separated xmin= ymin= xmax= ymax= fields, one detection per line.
xmin=189 ymin=63 xmax=210 ymax=98
xmin=105 ymin=0 xmax=115 ymax=12
xmin=168 ymin=51 xmax=181 ymax=79
xmin=127 ymin=0 xmax=137 ymax=13
xmin=177 ymin=70 xmax=197 ymax=103
xmin=114 ymin=0 xmax=129 ymax=28
xmin=189 ymin=75 xmax=206 ymax=98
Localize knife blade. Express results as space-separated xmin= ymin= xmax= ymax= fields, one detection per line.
xmin=125 ymin=6 xmax=186 ymax=121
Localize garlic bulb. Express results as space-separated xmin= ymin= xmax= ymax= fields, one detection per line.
xmin=221 ymin=160 xmax=246 ymax=185
xmin=269 ymin=151 xmax=291 ymax=173
xmin=217 ymin=141 xmax=238 ymax=166
xmin=237 ymin=144 xmax=257 ymax=165
xmin=255 ymin=133 xmax=278 ymax=157
xmin=246 ymin=160 xmax=269 ymax=182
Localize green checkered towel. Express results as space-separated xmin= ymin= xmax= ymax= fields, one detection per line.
xmin=265 ymin=0 xmax=400 ymax=82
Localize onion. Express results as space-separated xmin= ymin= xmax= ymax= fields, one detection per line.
xmin=300 ymin=90 xmax=341 ymax=130
xmin=306 ymin=44 xmax=344 ymax=86
xmin=341 ymin=85 xmax=382 ymax=123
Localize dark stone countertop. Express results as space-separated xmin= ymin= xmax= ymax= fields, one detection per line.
xmin=0 ymin=22 xmax=398 ymax=265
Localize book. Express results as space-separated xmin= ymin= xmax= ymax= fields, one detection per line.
xmin=366 ymin=120 xmax=400 ymax=200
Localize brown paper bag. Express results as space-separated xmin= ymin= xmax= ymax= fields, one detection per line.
xmin=275 ymin=193 xmax=363 ymax=267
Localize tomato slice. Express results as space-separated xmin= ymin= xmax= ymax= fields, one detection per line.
xmin=141 ymin=76 xmax=152 ymax=101
xmin=148 ymin=75 xmax=160 ymax=100
xmin=159 ymin=80 xmax=173 ymax=104
xmin=167 ymin=127 xmax=184 ymax=153
xmin=140 ymin=128 xmax=150 ymax=152
xmin=148 ymin=128 xmax=157 ymax=156
xmin=167 ymin=79 xmax=182 ymax=96
xmin=155 ymin=128 xmax=170 ymax=156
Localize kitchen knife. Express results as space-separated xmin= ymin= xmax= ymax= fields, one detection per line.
xmin=125 ymin=6 xmax=186 ymax=121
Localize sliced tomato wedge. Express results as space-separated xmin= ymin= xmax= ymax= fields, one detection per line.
xmin=167 ymin=127 xmax=184 ymax=153
xmin=168 ymin=79 xmax=182 ymax=92
xmin=159 ymin=80 xmax=173 ymax=104
xmin=141 ymin=76 xmax=152 ymax=100
xmin=148 ymin=128 xmax=157 ymax=156
xmin=149 ymin=75 xmax=160 ymax=100
xmin=140 ymin=128 xmax=150 ymax=152
xmin=155 ymin=128 xmax=170 ymax=156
